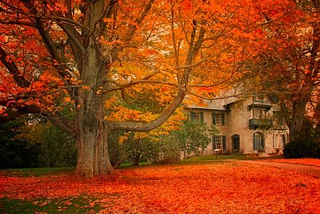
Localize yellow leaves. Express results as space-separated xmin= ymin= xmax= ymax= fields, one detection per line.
xmin=104 ymin=96 xmax=117 ymax=109
xmin=100 ymin=36 xmax=124 ymax=47
xmin=82 ymin=86 xmax=90 ymax=90
xmin=119 ymin=135 xmax=128 ymax=144
xmin=102 ymin=18 xmax=114 ymax=23
xmin=105 ymin=107 xmax=142 ymax=122
xmin=64 ymin=97 xmax=71 ymax=103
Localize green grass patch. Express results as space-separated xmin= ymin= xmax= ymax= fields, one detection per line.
xmin=119 ymin=160 xmax=152 ymax=168
xmin=0 ymin=195 xmax=102 ymax=214
xmin=0 ymin=167 xmax=75 ymax=177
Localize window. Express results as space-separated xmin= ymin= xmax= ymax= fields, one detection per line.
xmin=253 ymin=108 xmax=266 ymax=119
xmin=213 ymin=135 xmax=226 ymax=150
xmin=253 ymin=132 xmax=264 ymax=150
xmin=280 ymin=135 xmax=286 ymax=147
xmin=273 ymin=134 xmax=278 ymax=148
xmin=212 ymin=113 xmax=225 ymax=125
xmin=190 ymin=111 xmax=204 ymax=122
xmin=273 ymin=134 xmax=286 ymax=148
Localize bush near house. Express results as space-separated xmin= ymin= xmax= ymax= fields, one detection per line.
xmin=108 ymin=120 xmax=213 ymax=166
xmin=284 ymin=119 xmax=320 ymax=158
xmin=283 ymin=140 xmax=319 ymax=158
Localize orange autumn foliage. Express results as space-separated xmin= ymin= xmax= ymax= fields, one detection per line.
xmin=0 ymin=0 xmax=317 ymax=176
xmin=1 ymin=162 xmax=320 ymax=214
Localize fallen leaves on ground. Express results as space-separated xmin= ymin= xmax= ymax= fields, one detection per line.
xmin=1 ymin=162 xmax=319 ymax=214
xmin=262 ymin=158 xmax=320 ymax=167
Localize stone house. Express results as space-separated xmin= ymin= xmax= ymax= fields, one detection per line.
xmin=185 ymin=95 xmax=289 ymax=155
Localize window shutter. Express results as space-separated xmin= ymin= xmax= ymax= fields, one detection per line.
xmin=221 ymin=113 xmax=225 ymax=125
xmin=212 ymin=136 xmax=216 ymax=150
xmin=190 ymin=112 xmax=195 ymax=121
xmin=222 ymin=136 xmax=226 ymax=150
xmin=200 ymin=112 xmax=204 ymax=123
xmin=212 ymin=113 xmax=216 ymax=125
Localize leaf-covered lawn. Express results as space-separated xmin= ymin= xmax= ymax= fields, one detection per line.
xmin=1 ymin=162 xmax=319 ymax=214
xmin=262 ymin=158 xmax=320 ymax=167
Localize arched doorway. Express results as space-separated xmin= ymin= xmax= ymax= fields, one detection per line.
xmin=253 ymin=132 xmax=264 ymax=151
xmin=232 ymin=134 xmax=240 ymax=152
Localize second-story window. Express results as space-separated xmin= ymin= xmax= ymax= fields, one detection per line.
xmin=190 ymin=111 xmax=204 ymax=123
xmin=253 ymin=108 xmax=266 ymax=119
xmin=212 ymin=112 xmax=225 ymax=125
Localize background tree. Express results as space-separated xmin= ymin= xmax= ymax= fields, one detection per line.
xmin=0 ymin=0 xmax=293 ymax=176
xmin=0 ymin=117 xmax=40 ymax=168
xmin=17 ymin=119 xmax=76 ymax=167
xmin=241 ymin=0 xmax=319 ymax=141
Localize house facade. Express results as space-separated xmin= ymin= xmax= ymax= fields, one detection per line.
xmin=185 ymin=95 xmax=289 ymax=155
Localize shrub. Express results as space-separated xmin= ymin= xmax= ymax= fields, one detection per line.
xmin=150 ymin=136 xmax=180 ymax=164
xmin=0 ymin=118 xmax=41 ymax=168
xmin=283 ymin=140 xmax=318 ymax=158
xmin=108 ymin=130 xmax=127 ymax=168
xmin=17 ymin=119 xmax=76 ymax=167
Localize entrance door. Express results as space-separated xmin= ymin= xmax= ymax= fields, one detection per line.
xmin=232 ymin=134 xmax=240 ymax=152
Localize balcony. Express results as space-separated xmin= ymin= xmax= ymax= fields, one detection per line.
xmin=249 ymin=118 xmax=272 ymax=130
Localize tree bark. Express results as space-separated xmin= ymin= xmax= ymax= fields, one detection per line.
xmin=76 ymin=123 xmax=113 ymax=177
xmin=289 ymin=98 xmax=309 ymax=142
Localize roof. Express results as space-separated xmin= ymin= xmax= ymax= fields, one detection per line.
xmin=185 ymin=97 xmax=228 ymax=111
xmin=186 ymin=102 xmax=226 ymax=111
xmin=184 ymin=91 xmax=242 ymax=111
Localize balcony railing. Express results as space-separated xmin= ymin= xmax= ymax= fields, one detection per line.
xmin=249 ymin=119 xmax=272 ymax=130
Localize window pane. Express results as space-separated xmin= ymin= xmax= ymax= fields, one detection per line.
xmin=215 ymin=136 xmax=222 ymax=149
xmin=280 ymin=135 xmax=286 ymax=147
xmin=253 ymin=109 xmax=266 ymax=119
xmin=215 ymin=114 xmax=221 ymax=125
xmin=191 ymin=112 xmax=203 ymax=122
xmin=273 ymin=134 xmax=278 ymax=148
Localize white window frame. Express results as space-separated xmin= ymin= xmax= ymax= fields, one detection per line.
xmin=214 ymin=135 xmax=223 ymax=149
xmin=273 ymin=134 xmax=286 ymax=148
xmin=214 ymin=114 xmax=222 ymax=125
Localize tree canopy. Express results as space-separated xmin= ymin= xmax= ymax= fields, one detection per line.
xmin=0 ymin=0 xmax=315 ymax=176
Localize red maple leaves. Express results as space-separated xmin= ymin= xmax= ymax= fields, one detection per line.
xmin=1 ymin=162 xmax=319 ymax=213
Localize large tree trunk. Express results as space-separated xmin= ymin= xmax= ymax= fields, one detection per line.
xmin=289 ymin=98 xmax=309 ymax=142
xmin=76 ymin=123 xmax=113 ymax=177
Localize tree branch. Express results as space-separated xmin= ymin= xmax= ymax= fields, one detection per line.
xmin=108 ymin=90 xmax=185 ymax=132
xmin=0 ymin=45 xmax=30 ymax=87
